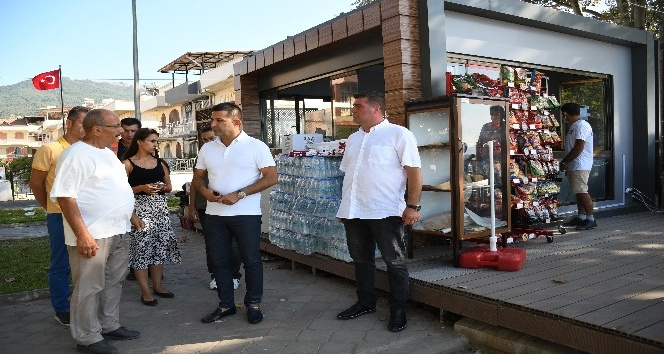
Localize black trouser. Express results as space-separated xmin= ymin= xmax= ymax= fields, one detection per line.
xmin=344 ymin=217 xmax=409 ymax=309
xmin=199 ymin=209 xmax=242 ymax=280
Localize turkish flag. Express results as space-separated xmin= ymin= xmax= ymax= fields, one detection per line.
xmin=32 ymin=69 xmax=60 ymax=90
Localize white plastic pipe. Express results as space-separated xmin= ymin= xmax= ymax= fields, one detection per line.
xmin=488 ymin=140 xmax=497 ymax=252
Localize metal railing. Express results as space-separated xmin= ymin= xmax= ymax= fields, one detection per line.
xmin=162 ymin=157 xmax=196 ymax=171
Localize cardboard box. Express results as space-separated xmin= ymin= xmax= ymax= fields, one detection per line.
xmin=282 ymin=134 xmax=323 ymax=152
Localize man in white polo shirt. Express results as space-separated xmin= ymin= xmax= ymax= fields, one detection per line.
xmin=336 ymin=91 xmax=422 ymax=332
xmin=193 ymin=102 xmax=278 ymax=325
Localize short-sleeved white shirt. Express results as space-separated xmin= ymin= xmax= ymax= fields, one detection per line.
xmin=336 ymin=119 xmax=421 ymax=219
xmin=565 ymin=119 xmax=594 ymax=171
xmin=50 ymin=142 xmax=135 ymax=246
xmin=195 ymin=131 xmax=275 ymax=216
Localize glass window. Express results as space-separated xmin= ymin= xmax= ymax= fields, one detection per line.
xmin=559 ymin=79 xmax=612 ymax=202
xmin=447 ymin=55 xmax=613 ymax=205
xmin=331 ymin=73 xmax=359 ymax=139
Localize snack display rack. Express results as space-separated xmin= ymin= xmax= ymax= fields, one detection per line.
xmin=501 ymin=66 xmax=565 ymax=242
xmin=449 ymin=65 xmax=566 ymax=244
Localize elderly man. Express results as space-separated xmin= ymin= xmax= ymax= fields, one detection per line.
xmin=29 ymin=106 xmax=88 ymax=326
xmin=51 ymin=109 xmax=143 ymax=354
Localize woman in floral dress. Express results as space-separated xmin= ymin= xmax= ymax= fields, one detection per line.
xmin=122 ymin=128 xmax=181 ymax=306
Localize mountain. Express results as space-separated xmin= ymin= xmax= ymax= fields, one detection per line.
xmin=0 ymin=78 xmax=136 ymax=117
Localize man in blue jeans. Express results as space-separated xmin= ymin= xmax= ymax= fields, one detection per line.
xmin=189 ymin=125 xmax=242 ymax=290
xmin=336 ymin=91 xmax=422 ymax=332
xmin=29 ymin=106 xmax=89 ymax=326
xmin=192 ymin=102 xmax=277 ymax=325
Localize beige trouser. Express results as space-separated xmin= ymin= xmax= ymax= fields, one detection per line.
xmin=68 ymin=233 xmax=129 ymax=345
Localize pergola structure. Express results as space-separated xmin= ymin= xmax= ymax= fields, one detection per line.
xmin=158 ymin=51 xmax=254 ymax=84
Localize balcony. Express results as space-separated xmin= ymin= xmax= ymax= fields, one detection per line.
xmin=140 ymin=96 xmax=167 ymax=112
xmin=101 ymin=100 xmax=135 ymax=116
xmin=159 ymin=119 xmax=196 ymax=139
xmin=162 ymin=157 xmax=196 ymax=172
xmin=164 ymin=81 xmax=207 ymax=105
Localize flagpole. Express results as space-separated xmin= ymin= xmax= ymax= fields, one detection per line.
xmin=59 ymin=65 xmax=65 ymax=134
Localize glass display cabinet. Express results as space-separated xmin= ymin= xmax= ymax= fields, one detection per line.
xmin=405 ymin=95 xmax=511 ymax=265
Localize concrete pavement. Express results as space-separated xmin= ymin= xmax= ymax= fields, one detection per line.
xmin=0 ymin=209 xmax=469 ymax=354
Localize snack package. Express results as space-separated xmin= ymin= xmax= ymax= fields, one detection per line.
xmin=528 ymin=160 xmax=546 ymax=177
xmin=546 ymin=198 xmax=559 ymax=220
xmin=530 ymin=70 xmax=545 ymax=92
xmin=515 ymin=183 xmax=537 ymax=198
xmin=550 ymin=131 xmax=562 ymax=144
xmin=514 ymin=68 xmax=528 ymax=85
xmin=523 ymin=204 xmax=539 ymax=224
xmin=539 ymin=130 xmax=554 ymax=145
xmin=501 ymin=66 xmax=515 ymax=85
xmin=549 ymin=160 xmax=560 ymax=174
xmin=535 ymin=203 xmax=550 ymax=221
xmin=526 ymin=131 xmax=544 ymax=153
xmin=549 ymin=114 xmax=561 ymax=127
xmin=509 ymin=131 xmax=519 ymax=151
xmin=509 ymin=111 xmax=519 ymax=125
xmin=452 ymin=74 xmax=475 ymax=94
xmin=510 ymin=160 xmax=525 ymax=179
xmin=547 ymin=95 xmax=561 ymax=109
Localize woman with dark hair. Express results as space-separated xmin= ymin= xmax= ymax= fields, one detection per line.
xmin=122 ymin=128 xmax=181 ymax=306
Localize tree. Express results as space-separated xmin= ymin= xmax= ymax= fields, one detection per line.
xmin=352 ymin=1 xmax=662 ymax=39
xmin=520 ymin=0 xmax=663 ymax=39
xmin=352 ymin=0 xmax=375 ymax=8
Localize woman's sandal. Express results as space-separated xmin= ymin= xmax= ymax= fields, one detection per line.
xmin=141 ymin=297 xmax=158 ymax=306
xmin=153 ymin=290 xmax=175 ymax=298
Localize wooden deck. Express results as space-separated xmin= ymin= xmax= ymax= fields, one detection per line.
xmin=261 ymin=210 xmax=664 ymax=354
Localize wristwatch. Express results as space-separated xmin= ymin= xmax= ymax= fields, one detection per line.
xmin=236 ymin=190 xmax=247 ymax=199
xmin=406 ymin=204 xmax=421 ymax=211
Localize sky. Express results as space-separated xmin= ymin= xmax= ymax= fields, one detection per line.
xmin=0 ymin=0 xmax=355 ymax=87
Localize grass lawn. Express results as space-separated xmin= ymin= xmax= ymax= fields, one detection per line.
xmin=0 ymin=198 xmax=180 ymax=295
xmin=0 ymin=207 xmax=46 ymax=224
xmin=0 ymin=236 xmax=50 ymax=295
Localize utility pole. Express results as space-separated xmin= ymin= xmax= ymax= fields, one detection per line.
xmin=132 ymin=0 xmax=141 ymax=120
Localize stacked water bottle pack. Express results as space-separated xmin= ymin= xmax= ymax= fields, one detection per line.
xmin=268 ymin=155 xmax=353 ymax=261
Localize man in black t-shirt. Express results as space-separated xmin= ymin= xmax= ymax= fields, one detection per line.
xmin=117 ymin=117 xmax=141 ymax=160
xmin=118 ymin=117 xmax=141 ymax=280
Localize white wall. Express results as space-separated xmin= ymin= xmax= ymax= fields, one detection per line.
xmin=446 ymin=11 xmax=633 ymax=209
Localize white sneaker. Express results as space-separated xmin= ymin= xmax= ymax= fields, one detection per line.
xmin=209 ymin=278 xmax=217 ymax=290
xmin=233 ymin=278 xmax=240 ymax=290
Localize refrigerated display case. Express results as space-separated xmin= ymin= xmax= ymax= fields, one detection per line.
xmin=405 ymin=95 xmax=511 ymax=265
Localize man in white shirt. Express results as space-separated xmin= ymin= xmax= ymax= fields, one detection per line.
xmin=51 ymin=109 xmax=144 ymax=354
xmin=193 ymin=102 xmax=278 ymax=325
xmin=189 ymin=125 xmax=242 ymax=291
xmin=560 ymin=102 xmax=596 ymax=230
xmin=335 ymin=91 xmax=422 ymax=332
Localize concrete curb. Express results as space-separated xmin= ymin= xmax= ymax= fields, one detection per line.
xmin=455 ymin=317 xmax=584 ymax=354
xmin=0 ymin=288 xmax=51 ymax=306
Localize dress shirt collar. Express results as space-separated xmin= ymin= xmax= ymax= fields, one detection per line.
xmin=359 ymin=118 xmax=388 ymax=133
